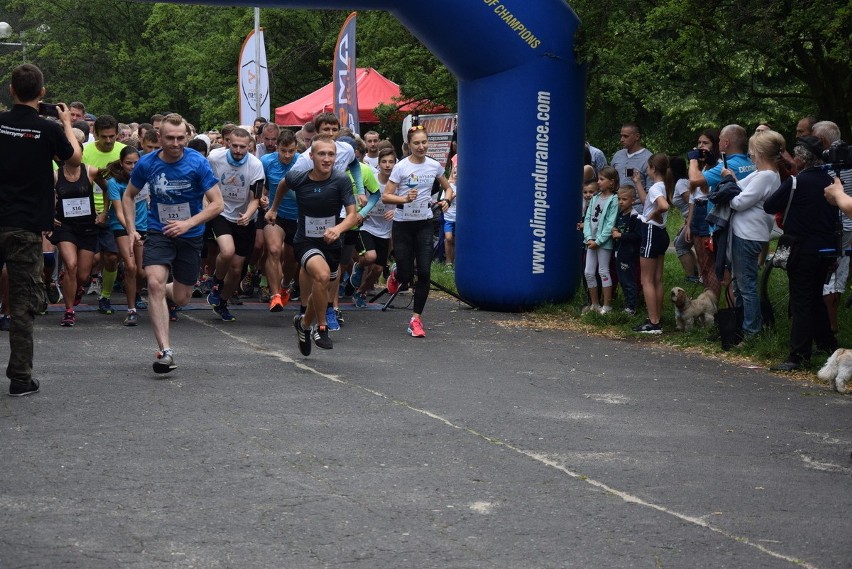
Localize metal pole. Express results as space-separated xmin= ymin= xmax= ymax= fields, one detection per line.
xmin=254 ymin=7 xmax=260 ymax=121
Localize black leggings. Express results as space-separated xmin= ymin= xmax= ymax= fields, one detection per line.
xmin=392 ymin=219 xmax=433 ymax=315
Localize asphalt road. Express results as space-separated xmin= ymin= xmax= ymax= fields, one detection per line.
xmin=1 ymin=293 xmax=851 ymax=568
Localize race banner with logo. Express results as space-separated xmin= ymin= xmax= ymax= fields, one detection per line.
xmin=238 ymin=27 xmax=270 ymax=126
xmin=402 ymin=113 xmax=458 ymax=168
xmin=332 ymin=12 xmax=359 ymax=134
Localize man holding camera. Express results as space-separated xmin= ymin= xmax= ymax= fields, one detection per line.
xmin=0 ymin=63 xmax=80 ymax=396
xmin=814 ymin=121 xmax=852 ymax=333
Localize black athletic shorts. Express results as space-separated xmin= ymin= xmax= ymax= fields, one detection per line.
xmin=49 ymin=226 xmax=98 ymax=252
xmin=207 ymin=215 xmax=257 ymax=258
xmin=144 ymin=231 xmax=204 ymax=286
xmin=357 ymin=230 xmax=390 ymax=267
xmin=640 ymin=222 xmax=670 ymax=259
xmin=293 ymin=238 xmax=342 ymax=278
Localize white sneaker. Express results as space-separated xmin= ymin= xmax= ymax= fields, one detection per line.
xmin=600 ymin=305 xmax=613 ymax=314
xmin=581 ymin=304 xmax=601 ymax=315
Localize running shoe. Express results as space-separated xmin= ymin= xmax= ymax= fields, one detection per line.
xmin=312 ymin=325 xmax=333 ymax=349
xmin=73 ymin=285 xmax=85 ymax=307
xmin=634 ymin=320 xmax=663 ymax=334
xmin=259 ymin=285 xmax=272 ymax=303
xmin=199 ymin=274 xmax=213 ymax=294
xmin=386 ymin=263 xmax=400 ymax=294
xmin=599 ymin=305 xmax=613 ymax=314
xmin=334 ymin=307 xmax=345 ymax=328
xmin=268 ymin=293 xmax=284 ymax=312
xmin=278 ymin=287 xmax=291 ymax=306
xmin=86 ymin=276 xmax=101 ymax=296
xmin=325 ymin=306 xmax=340 ymax=331
xmin=135 ymin=294 xmax=148 ymax=310
xmin=45 ymin=282 xmax=61 ymax=304
xmin=213 ymin=301 xmax=236 ymax=322
xmin=240 ymin=272 xmax=256 ymax=295
xmin=98 ymin=297 xmax=113 ymax=315
xmin=230 ymin=291 xmax=243 ymax=305
xmin=168 ymin=304 xmax=178 ymax=322
xmin=354 ymin=291 xmax=367 ymax=308
xmin=206 ymin=285 xmax=221 ymax=308
xmin=623 ymin=308 xmax=636 ymax=316
xmin=0 ymin=315 xmax=9 ymax=332
xmin=153 ymin=348 xmax=177 ymax=373
xmin=294 ymin=314 xmax=312 ymax=356
xmin=349 ymin=264 xmax=364 ymax=289
xmin=124 ymin=311 xmax=138 ymax=327
xmin=290 ymin=283 xmax=300 ymax=302
xmin=408 ymin=316 xmax=426 ymax=338
xmin=60 ymin=310 xmax=76 ymax=327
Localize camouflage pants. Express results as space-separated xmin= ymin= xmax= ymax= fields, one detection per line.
xmin=0 ymin=228 xmax=45 ymax=385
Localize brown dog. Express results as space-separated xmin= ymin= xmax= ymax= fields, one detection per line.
xmin=670 ymin=286 xmax=717 ymax=331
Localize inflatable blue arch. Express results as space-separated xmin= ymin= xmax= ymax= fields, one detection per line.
xmin=162 ymin=0 xmax=584 ymax=311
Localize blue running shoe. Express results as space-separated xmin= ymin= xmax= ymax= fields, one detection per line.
xmin=325 ymin=306 xmax=340 ymax=331
xmin=213 ymin=301 xmax=236 ymax=322
xmin=350 ymin=264 xmax=364 ymax=289
xmin=206 ymin=285 xmax=221 ymax=308
xmin=98 ymin=296 xmax=113 ymax=315
xmin=354 ymin=291 xmax=367 ymax=308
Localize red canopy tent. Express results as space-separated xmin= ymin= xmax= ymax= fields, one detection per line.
xmin=274 ymin=67 xmax=442 ymax=127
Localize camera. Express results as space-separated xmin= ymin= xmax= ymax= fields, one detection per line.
xmin=823 ymin=141 xmax=852 ymax=170
xmin=626 ymin=168 xmax=634 ymax=177
xmin=38 ymin=102 xmax=60 ymax=118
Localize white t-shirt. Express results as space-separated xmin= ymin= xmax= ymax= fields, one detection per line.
xmin=207 ymin=148 xmax=265 ymax=222
xmin=389 ymin=156 xmax=445 ymax=222
xmin=639 ymin=181 xmax=668 ymax=227
xmin=362 ymin=180 xmax=394 ymax=239
xmin=364 ymin=154 xmax=379 ymax=169
xmin=291 ymin=140 xmax=355 ymax=175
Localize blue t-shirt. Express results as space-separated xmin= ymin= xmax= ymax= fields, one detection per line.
xmin=261 ymin=151 xmax=300 ymax=220
xmin=130 ymin=148 xmax=219 ymax=238
xmin=703 ymin=153 xmax=755 ymax=220
xmin=107 ymin=178 xmax=148 ymax=232
xmin=703 ymin=153 xmax=755 ymax=188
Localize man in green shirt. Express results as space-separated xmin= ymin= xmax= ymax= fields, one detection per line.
xmin=82 ymin=115 xmax=125 ymax=314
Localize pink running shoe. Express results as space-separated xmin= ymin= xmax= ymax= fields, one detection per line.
xmin=407 ymin=316 xmax=426 ymax=338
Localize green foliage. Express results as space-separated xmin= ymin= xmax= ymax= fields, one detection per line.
xmin=573 ymin=0 xmax=851 ymax=155
xmin=1 ymin=0 xmax=847 ymax=154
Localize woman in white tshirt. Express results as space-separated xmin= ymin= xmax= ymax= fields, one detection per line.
xmin=726 ymin=130 xmax=783 ymax=337
xmin=381 ymin=126 xmax=454 ymax=337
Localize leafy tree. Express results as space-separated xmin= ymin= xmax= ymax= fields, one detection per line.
xmin=573 ymin=0 xmax=851 ymax=156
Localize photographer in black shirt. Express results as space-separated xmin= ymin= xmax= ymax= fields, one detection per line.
xmin=0 ymin=63 xmax=80 ymax=396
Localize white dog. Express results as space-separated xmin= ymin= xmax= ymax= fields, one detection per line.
xmin=817 ymin=348 xmax=852 ymax=393
xmin=670 ymin=286 xmax=717 ymax=331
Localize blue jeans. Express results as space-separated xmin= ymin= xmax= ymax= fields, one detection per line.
xmin=731 ymin=234 xmax=765 ymax=336
xmin=616 ymin=258 xmax=638 ymax=311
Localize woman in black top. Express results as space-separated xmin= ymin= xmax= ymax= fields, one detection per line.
xmin=51 ymin=134 xmax=100 ymax=327
xmin=764 ymin=136 xmax=838 ymax=371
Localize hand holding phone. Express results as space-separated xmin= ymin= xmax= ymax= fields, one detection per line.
xmin=38 ymin=102 xmax=60 ymax=118
xmin=721 ymin=152 xmax=728 ymax=169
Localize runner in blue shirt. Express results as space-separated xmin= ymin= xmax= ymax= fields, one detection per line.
xmin=122 ymin=114 xmax=224 ymax=374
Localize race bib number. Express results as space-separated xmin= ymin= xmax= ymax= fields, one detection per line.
xmin=402 ymin=198 xmax=429 ymax=220
xmin=223 ymin=186 xmax=247 ymax=202
xmin=305 ymin=215 xmax=334 ymax=238
xmin=158 ymin=202 xmax=191 ymax=224
xmin=62 ymin=197 xmax=91 ymax=218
